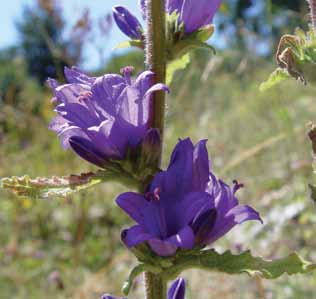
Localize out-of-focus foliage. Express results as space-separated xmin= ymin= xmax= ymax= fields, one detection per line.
xmin=218 ymin=0 xmax=309 ymax=55
xmin=260 ymin=27 xmax=316 ymax=91
xmin=16 ymin=0 xmax=78 ymax=83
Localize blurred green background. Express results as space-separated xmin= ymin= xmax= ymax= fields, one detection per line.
xmin=1 ymin=0 xmax=316 ymax=298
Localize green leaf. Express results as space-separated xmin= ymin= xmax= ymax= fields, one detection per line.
xmin=122 ymin=264 xmax=146 ymax=296
xmin=166 ymin=53 xmax=191 ymax=85
xmin=259 ymin=68 xmax=291 ymax=91
xmin=113 ymin=40 xmax=144 ymax=50
xmin=309 ymin=184 xmax=316 ymax=204
xmin=161 ymin=249 xmax=316 ymax=280
xmin=260 ymin=27 xmax=316 ymax=89
xmin=0 ymin=170 xmax=112 ymax=199
xmin=186 ymin=24 xmax=215 ymax=43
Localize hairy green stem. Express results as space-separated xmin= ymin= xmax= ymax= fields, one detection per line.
xmin=144 ymin=272 xmax=167 ymax=299
xmin=145 ymin=0 xmax=167 ymax=148
xmin=144 ymin=1 xmax=167 ymax=298
xmin=308 ymin=0 xmax=316 ymax=32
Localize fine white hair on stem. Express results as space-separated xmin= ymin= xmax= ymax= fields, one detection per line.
xmin=307 ymin=0 xmax=316 ymax=32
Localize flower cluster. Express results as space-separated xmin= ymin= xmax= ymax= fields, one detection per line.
xmin=48 ymin=66 xmax=168 ymax=169
xmin=117 ymin=138 xmax=261 ymax=256
xmin=46 ymin=1 xmax=262 ymax=298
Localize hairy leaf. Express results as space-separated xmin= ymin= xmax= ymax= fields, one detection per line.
xmin=0 ymin=171 xmax=111 ymax=199
xmin=113 ymin=40 xmax=144 ymax=50
xmin=166 ymin=53 xmax=191 ymax=85
xmin=162 ymin=249 xmax=316 ymax=280
xmin=124 ymin=248 xmax=316 ymax=293
xmin=261 ymin=27 xmax=316 ymax=90
xmin=259 ymin=68 xmax=291 ymax=91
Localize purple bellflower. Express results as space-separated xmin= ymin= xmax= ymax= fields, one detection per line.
xmin=101 ymin=277 xmax=185 ymax=299
xmin=139 ymin=0 xmax=222 ymax=34
xmin=48 ymin=66 xmax=168 ymax=168
xmin=117 ymin=138 xmax=262 ymax=256
xmin=166 ymin=0 xmax=222 ymax=33
xmin=112 ymin=6 xmax=143 ymax=40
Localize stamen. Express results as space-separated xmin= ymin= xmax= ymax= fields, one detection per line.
xmin=120 ymin=66 xmax=134 ymax=84
xmin=153 ymin=187 xmax=161 ymax=201
xmin=145 ymin=187 xmax=161 ymax=201
xmin=50 ymin=97 xmax=59 ymax=105
xmin=232 ymin=179 xmax=244 ymax=194
xmin=78 ymin=90 xmax=93 ymax=102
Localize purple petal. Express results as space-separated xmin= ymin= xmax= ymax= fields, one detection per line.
xmin=144 ymin=83 xmax=170 ymax=98
xmin=180 ymin=0 xmax=222 ymax=33
xmin=49 ymin=115 xmax=68 ymax=134
xmin=148 ymin=238 xmax=178 ymax=256
xmin=69 ymin=136 xmax=108 ymax=168
xmin=85 ymin=119 xmax=127 ymax=158
xmin=47 ymin=78 xmax=59 ymax=89
xmin=122 ymin=224 xmax=154 ymax=247
xmin=116 ymin=192 xmax=149 ymax=224
xmin=168 ymin=278 xmax=186 ymax=299
xmin=166 ymin=0 xmax=183 ymax=14
xmin=113 ymin=5 xmax=143 ymax=39
xmin=135 ymin=70 xmax=154 ymax=90
xmin=167 ymin=226 xmax=195 ymax=249
xmin=118 ymin=84 xmax=148 ymax=128
xmin=226 ymin=204 xmax=262 ymax=224
xmin=64 ymin=67 xmax=96 ymax=85
xmin=56 ymin=103 xmax=99 ymax=128
xmin=180 ymin=191 xmax=214 ymax=225
xmin=101 ymin=294 xmax=126 ymax=299
xmin=206 ymin=205 xmax=262 ymax=245
xmin=151 ymin=138 xmax=194 ymax=197
xmin=214 ymin=180 xmax=238 ymax=216
xmin=53 ymin=124 xmax=88 ymax=149
xmin=192 ymin=139 xmax=210 ymax=191
xmin=191 ymin=208 xmax=217 ymax=244
xmin=91 ymin=74 xmax=126 ymax=116
xmin=54 ymin=83 xmax=90 ymax=104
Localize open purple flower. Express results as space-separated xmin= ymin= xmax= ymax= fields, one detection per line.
xmin=117 ymin=138 xmax=262 ymax=256
xmin=48 ymin=66 xmax=168 ymax=168
xmin=166 ymin=0 xmax=222 ymax=33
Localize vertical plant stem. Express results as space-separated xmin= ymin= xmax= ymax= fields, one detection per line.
xmin=144 ymin=1 xmax=167 ymax=299
xmin=144 ymin=272 xmax=167 ymax=299
xmin=145 ymin=0 xmax=167 ymax=146
xmin=308 ymin=0 xmax=316 ymax=32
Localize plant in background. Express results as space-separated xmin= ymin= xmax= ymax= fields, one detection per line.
xmin=2 ymin=0 xmax=316 ymax=299
xmin=260 ymin=0 xmax=316 ymax=91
